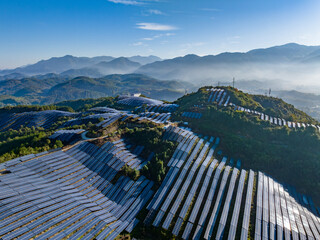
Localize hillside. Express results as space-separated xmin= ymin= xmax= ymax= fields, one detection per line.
xmin=46 ymin=74 xmax=191 ymax=103
xmin=172 ymin=87 xmax=320 ymax=203
xmin=0 ymin=91 xmax=320 ymax=240
xmin=0 ymin=74 xmax=193 ymax=106
xmin=220 ymin=86 xmax=318 ymax=124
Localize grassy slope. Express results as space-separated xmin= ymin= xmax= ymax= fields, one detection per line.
xmin=221 ymin=86 xmax=318 ymax=124
xmin=173 ymin=87 xmax=320 ymax=204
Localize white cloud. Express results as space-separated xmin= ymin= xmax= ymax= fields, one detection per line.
xmin=132 ymin=41 xmax=144 ymax=46
xmin=108 ymin=0 xmax=142 ymax=5
xmin=142 ymin=33 xmax=174 ymax=41
xmin=136 ymin=23 xmax=177 ymax=31
xmin=108 ymin=0 xmax=161 ymax=6
xmin=147 ymin=9 xmax=164 ymax=15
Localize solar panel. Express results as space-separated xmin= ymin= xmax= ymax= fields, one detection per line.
xmin=204 ymin=166 xmax=231 ymax=240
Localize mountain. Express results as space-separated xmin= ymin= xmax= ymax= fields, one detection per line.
xmin=127 ymin=55 xmax=162 ymax=65
xmin=0 ymin=72 xmax=27 ymax=81
xmin=0 ymin=55 xmax=110 ymax=75
xmin=271 ymin=90 xmax=320 ymax=121
xmin=45 ymin=74 xmax=191 ymax=103
xmin=2 ymin=43 xmax=320 ymax=85
xmin=0 ymin=75 xmax=69 ymax=96
xmin=136 ymin=43 xmax=320 ymax=83
xmin=60 ymin=67 xmax=103 ymax=78
xmin=94 ymin=57 xmax=141 ymax=75
xmin=246 ymin=42 xmax=320 ymax=61
xmin=0 ymin=74 xmax=194 ymax=106
xmin=0 ymin=55 xmax=160 ymax=76
xmin=59 ymin=58 xmax=144 ymax=78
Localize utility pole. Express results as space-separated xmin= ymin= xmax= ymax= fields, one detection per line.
xmin=269 ymin=88 xmax=271 ymax=96
xmin=218 ymin=81 xmax=220 ymax=87
xmin=232 ymin=77 xmax=235 ymax=88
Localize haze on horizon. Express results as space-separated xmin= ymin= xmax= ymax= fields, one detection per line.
xmin=1 ymin=0 xmax=320 ymax=69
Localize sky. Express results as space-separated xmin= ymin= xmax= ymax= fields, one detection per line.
xmin=0 ymin=0 xmax=320 ymax=69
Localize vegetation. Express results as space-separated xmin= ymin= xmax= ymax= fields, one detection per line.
xmin=0 ymin=126 xmax=64 ymax=164
xmin=0 ymin=104 xmax=74 ymax=114
xmin=55 ymin=97 xmax=116 ymax=112
xmin=173 ymin=87 xmax=320 ymax=204
xmin=123 ymin=127 xmax=176 ymax=188
xmin=0 ymin=74 xmax=190 ymax=106
xmin=220 ymin=86 xmax=318 ymax=124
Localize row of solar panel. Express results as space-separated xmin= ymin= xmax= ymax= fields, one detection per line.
xmin=231 ymin=101 xmax=320 ymax=130
xmin=182 ymin=112 xmax=203 ymax=119
xmin=117 ymin=96 xmax=163 ymax=107
xmin=0 ymin=140 xmax=155 ymax=240
xmin=96 ymin=114 xmax=124 ymax=128
xmin=138 ymin=112 xmax=171 ymax=124
xmin=207 ymin=88 xmax=231 ymax=106
xmin=49 ymin=129 xmax=84 ymax=142
xmin=147 ymin=104 xmax=179 ymax=113
xmin=144 ymin=126 xmax=320 ymax=240
xmin=255 ymin=172 xmax=320 ymax=240
xmin=206 ymin=88 xmax=320 ymax=131
xmin=0 ymin=110 xmax=78 ymax=132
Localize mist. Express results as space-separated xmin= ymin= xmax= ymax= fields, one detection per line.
xmin=138 ymin=62 xmax=320 ymax=94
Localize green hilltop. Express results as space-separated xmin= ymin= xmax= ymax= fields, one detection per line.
xmin=173 ymin=86 xmax=320 ymax=203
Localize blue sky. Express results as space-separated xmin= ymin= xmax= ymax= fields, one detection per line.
xmin=0 ymin=0 xmax=320 ymax=69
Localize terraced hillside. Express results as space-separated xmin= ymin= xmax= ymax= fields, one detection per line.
xmin=173 ymin=87 xmax=320 ymax=204
xmin=0 ymin=89 xmax=320 ymax=239
xmin=0 ymin=140 xmax=154 ymax=240
xmin=142 ymin=126 xmax=320 ymax=240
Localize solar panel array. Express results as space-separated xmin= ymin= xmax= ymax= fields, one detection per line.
xmin=147 ymin=104 xmax=179 ymax=113
xmin=0 ymin=110 xmax=78 ymax=131
xmin=143 ymin=126 xmax=320 ymax=240
xmin=207 ymin=88 xmax=320 ymax=131
xmin=49 ymin=129 xmax=84 ymax=143
xmin=138 ymin=112 xmax=171 ymax=124
xmin=182 ymin=112 xmax=203 ymax=119
xmin=96 ymin=114 xmax=124 ymax=128
xmin=1 ymin=113 xmax=320 ymax=240
xmin=207 ymin=88 xmax=231 ymax=106
xmin=117 ymin=96 xmax=163 ymax=107
xmin=87 ymin=107 xmax=121 ymax=114
xmin=62 ymin=113 xmax=123 ymax=128
xmin=232 ymin=104 xmax=320 ymax=131
xmin=0 ymin=140 xmax=154 ymax=240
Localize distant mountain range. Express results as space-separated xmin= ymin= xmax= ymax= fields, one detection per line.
xmin=0 ymin=55 xmax=161 ymax=77
xmin=0 ymin=74 xmax=192 ymax=106
xmin=136 ymin=43 xmax=320 ymax=83
xmin=2 ymin=43 xmax=320 ymax=117
xmin=1 ymin=43 xmax=320 ymax=83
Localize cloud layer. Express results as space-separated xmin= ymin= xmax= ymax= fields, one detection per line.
xmin=137 ymin=23 xmax=177 ymax=31
xmin=108 ymin=0 xmax=142 ymax=5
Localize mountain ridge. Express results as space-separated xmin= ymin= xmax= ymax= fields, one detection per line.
xmin=0 ymin=55 xmax=161 ymax=76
